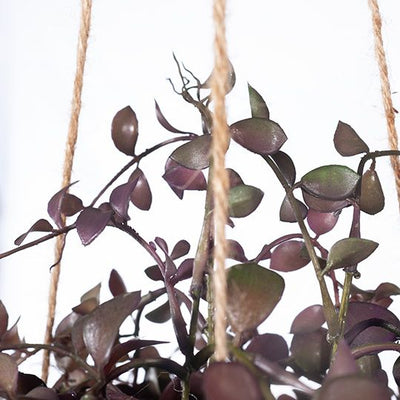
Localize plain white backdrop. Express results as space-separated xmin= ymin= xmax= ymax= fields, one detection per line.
xmin=1 ymin=0 xmax=400 ymax=386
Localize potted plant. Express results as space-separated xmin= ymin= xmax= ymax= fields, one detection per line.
xmin=0 ymin=60 xmax=399 ymax=400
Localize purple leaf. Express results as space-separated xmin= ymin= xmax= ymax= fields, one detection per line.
xmin=155 ymin=100 xmax=193 ymax=134
xmin=47 ymin=181 xmax=78 ymax=228
xmin=228 ymin=185 xmax=264 ymax=218
xmin=344 ymin=302 xmax=400 ymax=347
xmin=145 ymin=265 xmax=164 ymax=281
xmin=290 ymin=328 xmax=330 ymax=381
xmin=163 ymin=158 xmax=207 ymax=198
xmin=230 ymin=118 xmax=287 ymax=155
xmin=76 ymin=207 xmax=113 ymax=246
xmin=227 ymin=168 xmax=244 ymax=188
xmin=106 ymin=384 xmax=138 ymax=400
xmin=333 ymin=121 xmax=369 ymax=156
xmin=0 ymin=353 xmax=18 ymax=396
xmin=145 ymin=300 xmax=172 ymax=323
xmin=290 ymin=305 xmax=325 ymax=334
xmin=111 ymin=106 xmax=138 ymax=156
xmin=61 ymin=193 xmax=84 ymax=216
xmin=203 ymin=362 xmax=263 ymax=400
xmin=227 ymin=239 xmax=247 ymax=262
xmin=270 ymin=241 xmax=310 ymax=272
xmin=227 ymin=263 xmax=284 ymax=334
xmin=301 ymin=165 xmax=359 ymax=201
xmin=154 ymin=237 xmax=169 ymax=254
xmin=279 ymin=194 xmax=308 ymax=223
xmin=25 ymin=387 xmax=59 ymax=400
xmin=172 ymin=258 xmax=194 ymax=283
xmin=248 ymin=84 xmax=270 ymax=119
xmin=82 ymin=291 xmax=141 ymax=370
xmin=14 ymin=219 xmax=54 ymax=246
xmin=129 ymin=168 xmax=152 ymax=211
xmin=302 ymin=191 xmax=350 ymax=213
xmin=109 ymin=269 xmax=127 ymax=297
xmin=307 ymin=209 xmax=339 ymax=236
xmin=317 ymin=375 xmax=391 ymax=400
xmin=170 ymin=135 xmax=211 ymax=170
xmin=109 ymin=176 xmax=140 ymax=221
xmin=271 ymin=151 xmax=296 ymax=186
xmin=170 ymin=240 xmax=190 ymax=260
xmin=247 ymin=333 xmax=289 ymax=361
xmin=326 ymin=339 xmax=359 ymax=382
xmin=0 ymin=301 xmax=9 ymax=338
xmin=105 ymin=339 xmax=167 ymax=374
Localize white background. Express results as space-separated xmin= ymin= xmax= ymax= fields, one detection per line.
xmin=1 ymin=0 xmax=400 ymax=388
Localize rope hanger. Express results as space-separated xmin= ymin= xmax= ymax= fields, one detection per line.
xmin=42 ymin=0 xmax=398 ymax=382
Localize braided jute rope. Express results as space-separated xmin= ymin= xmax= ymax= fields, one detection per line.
xmin=368 ymin=0 xmax=400 ymax=210
xmin=42 ymin=0 xmax=92 ymax=382
xmin=211 ymin=0 xmax=230 ymax=361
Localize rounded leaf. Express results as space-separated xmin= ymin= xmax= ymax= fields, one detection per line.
xmin=271 ymin=151 xmax=296 ymax=186
xmin=111 ymin=106 xmax=138 ymax=156
xmin=227 ymin=168 xmax=244 ymax=188
xmin=230 ymin=118 xmax=287 ymax=155
xmin=344 ymin=302 xmax=400 ymax=347
xmin=76 ymin=207 xmax=113 ymax=246
xmin=0 ymin=353 xmax=18 ymax=396
xmin=302 ymin=191 xmax=350 ymax=213
xmin=324 ymin=238 xmax=378 ymax=273
xmin=290 ymin=304 xmax=325 ymax=334
xmin=307 ymin=209 xmax=339 ymax=236
xmin=108 ymin=269 xmax=127 ymax=297
xmin=170 ymin=135 xmax=211 ymax=170
xmin=315 ymin=375 xmax=391 ymax=400
xmin=270 ymin=241 xmax=310 ymax=272
xmin=129 ymin=168 xmax=152 ymax=211
xmin=393 ymin=355 xmax=400 ymax=386
xmin=14 ymin=218 xmax=54 ymax=246
xmin=248 ymin=84 xmax=270 ymax=119
xmin=203 ymin=362 xmax=263 ymax=400
xmin=247 ymin=333 xmax=289 ymax=361
xmin=301 ymin=165 xmax=360 ymax=200
xmin=228 ymin=185 xmax=264 ymax=218
xmin=360 ymin=168 xmax=385 ymax=215
xmin=227 ymin=263 xmax=284 ymax=334
xmin=279 ymin=194 xmax=308 ymax=223
xmin=290 ymin=328 xmax=330 ymax=381
xmin=333 ymin=121 xmax=369 ymax=156
xmin=83 ymin=291 xmax=141 ymax=369
xmin=109 ymin=176 xmax=140 ymax=220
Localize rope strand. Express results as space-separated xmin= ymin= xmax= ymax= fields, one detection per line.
xmin=368 ymin=0 xmax=400 ymax=210
xmin=42 ymin=0 xmax=92 ymax=382
xmin=211 ymin=0 xmax=230 ymax=362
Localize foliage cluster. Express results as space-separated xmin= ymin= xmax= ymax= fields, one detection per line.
xmin=1 ymin=61 xmax=400 ymax=400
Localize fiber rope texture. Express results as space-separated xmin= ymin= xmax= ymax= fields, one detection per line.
xmin=211 ymin=0 xmax=230 ymax=361
xmin=42 ymin=0 xmax=92 ymax=382
xmin=368 ymin=0 xmax=400 ymax=209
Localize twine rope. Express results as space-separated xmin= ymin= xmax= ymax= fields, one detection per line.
xmin=211 ymin=0 xmax=230 ymax=361
xmin=368 ymin=0 xmax=400 ymax=209
xmin=42 ymin=0 xmax=92 ymax=382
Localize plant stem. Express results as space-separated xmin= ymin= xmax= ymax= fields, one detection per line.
xmin=90 ymin=135 xmax=196 ymax=207
xmin=262 ymin=155 xmax=340 ymax=340
xmin=0 ymin=224 xmax=75 ymax=260
xmin=0 ymin=342 xmax=99 ymax=381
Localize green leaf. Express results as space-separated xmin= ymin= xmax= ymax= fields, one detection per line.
xmin=323 ymin=238 xmax=379 ymax=274
xmin=301 ymin=165 xmax=360 ymax=200
xmin=228 ymin=185 xmax=264 ymax=218
xmin=230 ymin=118 xmax=287 ymax=155
xmin=333 ymin=121 xmax=369 ymax=156
xmin=170 ymin=135 xmax=211 ymax=170
xmin=360 ymin=168 xmax=385 ymax=215
xmin=248 ymin=84 xmax=270 ymax=119
xmin=227 ymin=263 xmax=284 ymax=334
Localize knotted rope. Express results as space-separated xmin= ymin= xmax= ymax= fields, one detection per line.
xmin=368 ymin=0 xmax=400 ymax=209
xmin=42 ymin=0 xmax=92 ymax=382
xmin=211 ymin=0 xmax=230 ymax=361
